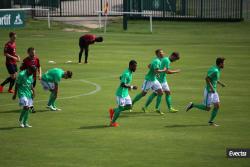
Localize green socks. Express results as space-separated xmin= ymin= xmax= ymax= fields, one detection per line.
xmin=132 ymin=93 xmax=144 ymax=105
xmin=209 ymin=108 xmax=219 ymax=122
xmin=193 ymin=104 xmax=207 ymax=111
xmin=19 ymin=109 xmax=26 ymax=123
xmin=155 ymin=94 xmax=162 ymax=110
xmin=145 ymin=93 xmax=157 ymax=108
xmin=165 ymin=95 xmax=172 ymax=110
xmin=112 ymin=106 xmax=132 ymax=123
xmin=19 ymin=108 xmax=30 ymax=125
xmin=48 ymin=92 xmax=57 ymax=107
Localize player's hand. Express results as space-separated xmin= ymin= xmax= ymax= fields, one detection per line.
xmin=175 ymin=69 xmax=181 ymax=73
xmin=16 ymin=55 xmax=21 ymax=62
xmin=132 ymin=86 xmax=138 ymax=90
xmin=220 ymin=83 xmax=226 ymax=87
xmin=12 ymin=94 xmax=16 ymax=100
xmin=210 ymin=89 xmax=215 ymax=93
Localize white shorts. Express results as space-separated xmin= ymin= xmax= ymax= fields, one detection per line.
xmin=116 ymin=95 xmax=132 ymax=107
xmin=19 ymin=97 xmax=33 ymax=107
xmin=41 ymin=80 xmax=55 ymax=90
xmin=141 ymin=80 xmax=162 ymax=92
xmin=203 ymin=89 xmax=220 ymax=107
xmin=161 ymin=81 xmax=170 ymax=92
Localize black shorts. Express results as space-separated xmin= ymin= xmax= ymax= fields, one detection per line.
xmin=6 ymin=64 xmax=17 ymax=74
xmin=79 ymin=37 xmax=88 ymax=48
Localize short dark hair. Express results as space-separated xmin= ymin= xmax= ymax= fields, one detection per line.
xmin=66 ymin=71 xmax=73 ymax=78
xmin=96 ymin=37 xmax=103 ymax=42
xmin=9 ymin=32 xmax=16 ymax=38
xmin=171 ymin=52 xmax=180 ymax=59
xmin=155 ymin=49 xmax=162 ymax=55
xmin=216 ymin=57 xmax=225 ymax=66
xmin=27 ymin=47 xmax=35 ymax=53
xmin=129 ymin=60 xmax=137 ymax=66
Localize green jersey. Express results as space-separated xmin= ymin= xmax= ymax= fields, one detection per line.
xmin=16 ymin=70 xmax=33 ymax=98
xmin=158 ymin=57 xmax=171 ymax=83
xmin=206 ymin=65 xmax=221 ymax=92
xmin=116 ymin=68 xmax=133 ymax=98
xmin=145 ymin=57 xmax=161 ymax=81
xmin=42 ymin=68 xmax=64 ymax=83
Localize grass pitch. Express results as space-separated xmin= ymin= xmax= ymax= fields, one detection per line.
xmin=0 ymin=19 xmax=250 ymax=167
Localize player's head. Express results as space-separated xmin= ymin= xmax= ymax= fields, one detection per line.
xmin=129 ymin=60 xmax=137 ymax=72
xmin=216 ymin=57 xmax=225 ymax=69
xmin=27 ymin=65 xmax=37 ymax=76
xmin=27 ymin=47 xmax=35 ymax=58
xmin=64 ymin=71 xmax=73 ymax=79
xmin=155 ymin=49 xmax=164 ymax=58
xmin=95 ymin=36 xmax=103 ymax=42
xmin=169 ymin=52 xmax=180 ymax=62
xmin=9 ymin=32 xmax=16 ymax=42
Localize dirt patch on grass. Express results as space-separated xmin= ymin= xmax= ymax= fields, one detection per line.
xmin=63 ymin=28 xmax=89 ymax=33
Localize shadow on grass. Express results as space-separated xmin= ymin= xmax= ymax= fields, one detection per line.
xmin=0 ymin=109 xmax=20 ymax=114
xmin=120 ymin=112 xmax=161 ymax=118
xmin=79 ymin=125 xmax=109 ymax=130
xmin=0 ymin=109 xmax=49 ymax=114
xmin=0 ymin=126 xmax=20 ymax=130
xmin=165 ymin=124 xmax=208 ymax=128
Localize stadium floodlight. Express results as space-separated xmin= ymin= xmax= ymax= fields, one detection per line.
xmin=0 ymin=8 xmax=50 ymax=29
xmin=96 ymin=11 xmax=153 ymax=33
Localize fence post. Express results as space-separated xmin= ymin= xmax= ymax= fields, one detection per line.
xmin=200 ymin=0 xmax=203 ymax=18
xmin=181 ymin=0 xmax=186 ymax=16
xmin=240 ymin=0 xmax=243 ymax=20
xmin=123 ymin=0 xmax=128 ymax=31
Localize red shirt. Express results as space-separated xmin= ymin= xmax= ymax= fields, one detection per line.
xmin=20 ymin=55 xmax=40 ymax=79
xmin=4 ymin=41 xmax=17 ymax=65
xmin=81 ymin=34 xmax=96 ymax=45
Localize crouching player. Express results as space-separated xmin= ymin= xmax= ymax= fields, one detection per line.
xmin=109 ymin=60 xmax=138 ymax=127
xmin=41 ymin=68 xmax=73 ymax=111
xmin=12 ymin=66 xmax=36 ymax=128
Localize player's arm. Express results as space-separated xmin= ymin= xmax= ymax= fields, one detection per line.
xmin=120 ymin=74 xmax=137 ymax=90
xmin=166 ymin=69 xmax=181 ymax=74
xmin=121 ymin=82 xmax=137 ymax=90
xmin=218 ymin=80 xmax=226 ymax=87
xmin=155 ymin=67 xmax=167 ymax=74
xmin=4 ymin=52 xmax=20 ymax=62
xmin=31 ymin=85 xmax=35 ymax=98
xmin=205 ymin=76 xmax=215 ymax=93
xmin=38 ymin=66 xmax=42 ymax=80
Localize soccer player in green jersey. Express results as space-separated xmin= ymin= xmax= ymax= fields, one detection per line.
xmin=142 ymin=52 xmax=180 ymax=114
xmin=186 ymin=57 xmax=226 ymax=126
xmin=109 ymin=60 xmax=138 ymax=127
xmin=132 ymin=49 xmax=167 ymax=114
xmin=12 ymin=66 xmax=36 ymax=128
xmin=41 ymin=68 xmax=73 ymax=111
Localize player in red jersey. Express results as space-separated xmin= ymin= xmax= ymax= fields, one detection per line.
xmin=78 ymin=34 xmax=103 ymax=64
xmin=0 ymin=32 xmax=20 ymax=93
xmin=20 ymin=47 xmax=42 ymax=113
xmin=20 ymin=47 xmax=42 ymax=88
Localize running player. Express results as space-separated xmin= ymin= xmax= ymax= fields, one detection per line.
xmin=132 ymin=49 xmax=167 ymax=114
xmin=12 ymin=66 xmax=36 ymax=128
xmin=0 ymin=32 xmax=20 ymax=93
xmin=109 ymin=60 xmax=137 ymax=127
xmin=41 ymin=68 xmax=73 ymax=111
xmin=142 ymin=52 xmax=180 ymax=114
xmin=20 ymin=47 xmax=42 ymax=113
xmin=186 ymin=57 xmax=226 ymax=126
xmin=78 ymin=34 xmax=103 ymax=64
